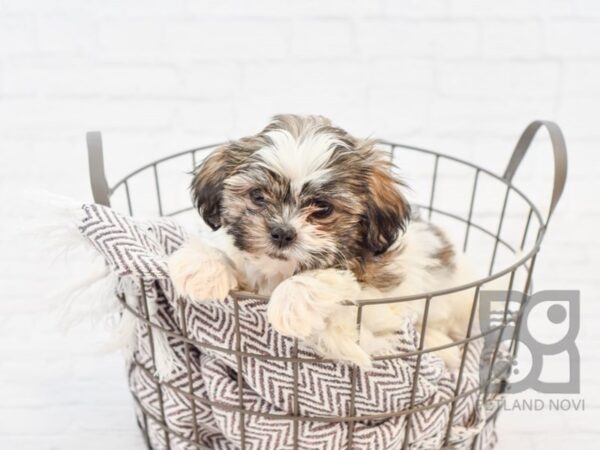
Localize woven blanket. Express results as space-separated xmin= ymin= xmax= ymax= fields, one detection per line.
xmin=77 ymin=203 xmax=498 ymax=450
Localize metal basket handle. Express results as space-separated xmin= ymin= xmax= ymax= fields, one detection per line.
xmin=503 ymin=120 xmax=568 ymax=226
xmin=87 ymin=131 xmax=111 ymax=207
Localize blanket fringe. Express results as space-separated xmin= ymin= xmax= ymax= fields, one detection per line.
xmin=26 ymin=190 xmax=179 ymax=377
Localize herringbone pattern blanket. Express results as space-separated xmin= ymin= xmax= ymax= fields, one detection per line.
xmin=78 ymin=203 xmax=498 ymax=450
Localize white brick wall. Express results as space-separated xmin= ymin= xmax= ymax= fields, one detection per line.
xmin=0 ymin=1 xmax=598 ymax=449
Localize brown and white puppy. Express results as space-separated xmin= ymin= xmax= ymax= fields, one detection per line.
xmin=168 ymin=115 xmax=476 ymax=368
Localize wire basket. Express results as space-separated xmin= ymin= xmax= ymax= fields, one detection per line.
xmin=86 ymin=121 xmax=567 ymax=450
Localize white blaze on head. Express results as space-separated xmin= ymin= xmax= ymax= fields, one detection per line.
xmin=256 ymin=128 xmax=346 ymax=191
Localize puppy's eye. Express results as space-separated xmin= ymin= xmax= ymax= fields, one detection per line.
xmin=249 ymin=189 xmax=266 ymax=206
xmin=311 ymin=200 xmax=333 ymax=219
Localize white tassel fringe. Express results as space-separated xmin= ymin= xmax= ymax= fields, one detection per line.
xmin=25 ymin=190 xmax=179 ymax=378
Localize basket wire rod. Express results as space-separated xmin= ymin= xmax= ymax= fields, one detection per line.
xmin=510 ymin=253 xmax=537 ymax=359
xmin=489 ymin=186 xmax=511 ymax=276
xmin=192 ymin=151 xmax=197 ymax=170
xmin=520 ymin=207 xmax=534 ymax=251
xmin=232 ymin=297 xmax=247 ymax=449
xmin=153 ymin=164 xmax=164 ymax=217
xmin=291 ymin=338 xmax=300 ymax=450
xmin=402 ymin=296 xmax=432 ymax=450
xmin=444 ymin=285 xmax=481 ymax=446
xmin=484 ymin=269 xmax=517 ymax=402
xmin=167 ymin=206 xmax=195 ymax=217
xmin=462 ymin=169 xmax=480 ymax=253
xmin=139 ymin=279 xmax=171 ymax=450
xmin=347 ymin=305 xmax=363 ymax=449
xmin=390 ymin=144 xmax=396 ymax=162
xmin=179 ymin=300 xmax=200 ymax=444
xmin=428 ymin=155 xmax=440 ymax=221
xmin=124 ymin=180 xmax=133 ymax=215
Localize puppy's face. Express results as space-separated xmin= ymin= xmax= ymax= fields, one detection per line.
xmin=192 ymin=115 xmax=410 ymax=272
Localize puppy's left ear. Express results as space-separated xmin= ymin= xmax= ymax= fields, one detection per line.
xmin=362 ymin=153 xmax=411 ymax=255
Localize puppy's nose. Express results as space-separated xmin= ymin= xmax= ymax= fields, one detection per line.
xmin=269 ymin=224 xmax=297 ymax=248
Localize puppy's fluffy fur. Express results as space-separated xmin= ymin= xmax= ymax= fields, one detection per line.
xmin=168 ymin=115 xmax=477 ymax=368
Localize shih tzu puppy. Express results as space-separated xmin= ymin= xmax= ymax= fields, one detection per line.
xmin=168 ymin=115 xmax=477 ymax=368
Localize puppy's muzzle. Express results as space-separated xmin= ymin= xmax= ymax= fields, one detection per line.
xmin=269 ymin=224 xmax=297 ymax=249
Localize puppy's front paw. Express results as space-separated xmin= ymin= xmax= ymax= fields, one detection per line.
xmin=267 ymin=275 xmax=372 ymax=368
xmin=267 ymin=270 xmax=361 ymax=340
xmin=267 ymin=276 xmax=329 ymax=339
xmin=168 ymin=240 xmax=237 ymax=302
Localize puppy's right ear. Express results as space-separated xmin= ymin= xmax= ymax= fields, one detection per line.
xmin=191 ymin=143 xmax=250 ymax=230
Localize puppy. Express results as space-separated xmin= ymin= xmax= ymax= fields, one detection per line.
xmin=168 ymin=115 xmax=477 ymax=368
